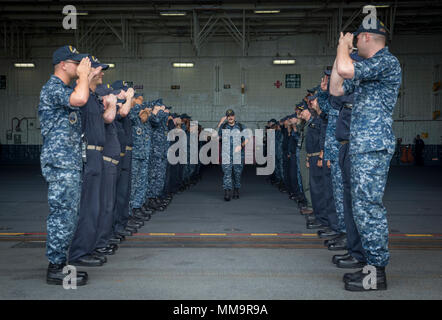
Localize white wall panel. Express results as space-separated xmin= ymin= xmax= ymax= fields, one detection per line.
xmin=1 ymin=34 xmax=442 ymax=145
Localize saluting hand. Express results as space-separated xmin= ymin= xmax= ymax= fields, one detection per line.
xmin=125 ymin=88 xmax=135 ymax=98
xmin=76 ymin=57 xmax=91 ymax=78
xmin=88 ymin=66 xmax=102 ymax=82
xmin=339 ymin=32 xmax=354 ymax=52
xmin=103 ymin=94 xmax=117 ymax=110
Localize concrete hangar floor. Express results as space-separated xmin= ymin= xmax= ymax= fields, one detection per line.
xmin=0 ymin=164 xmax=441 ymax=300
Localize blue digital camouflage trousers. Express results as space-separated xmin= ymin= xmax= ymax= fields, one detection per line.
xmin=330 ymin=160 xmax=346 ymax=233
xmin=130 ymin=157 xmax=149 ymax=209
xmin=350 ymin=150 xmax=393 ymax=267
xmin=43 ymin=167 xmax=81 ymax=264
xmin=148 ymin=156 xmax=168 ymax=198
xmin=222 ymin=163 xmax=243 ymax=190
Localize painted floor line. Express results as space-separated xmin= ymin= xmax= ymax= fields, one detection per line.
xmin=0 ymin=232 xmax=441 ymax=238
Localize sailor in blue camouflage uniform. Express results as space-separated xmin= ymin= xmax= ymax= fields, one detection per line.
xmin=216 ymin=109 xmax=250 ymax=201
xmin=330 ymin=20 xmax=402 ymax=291
xmin=39 ymin=45 xmax=91 ymax=285
xmin=181 ymin=114 xmax=191 ymax=187
xmin=162 ymin=107 xmax=176 ymax=199
xmin=317 ymin=70 xmax=346 ymax=240
xmin=147 ymin=99 xmax=169 ymax=211
xmin=129 ymin=98 xmax=153 ymax=219
xmin=178 ymin=114 xmax=191 ymax=191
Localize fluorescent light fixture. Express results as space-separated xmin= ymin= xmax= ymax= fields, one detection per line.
xmin=172 ymin=62 xmax=194 ymax=68
xmin=14 ymin=63 xmax=35 ymax=68
xmin=254 ymin=10 xmax=280 ymax=14
xmin=160 ymin=11 xmax=187 ymax=16
xmin=273 ymin=59 xmax=295 ymax=65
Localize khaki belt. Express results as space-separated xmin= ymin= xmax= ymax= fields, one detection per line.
xmin=307 ymin=152 xmax=321 ymax=157
xmin=120 ymin=153 xmax=125 ymax=157
xmin=87 ymin=145 xmax=104 ymax=151
xmin=340 ymin=140 xmax=349 ymax=145
xmin=126 ymin=146 xmax=133 ymax=151
xmin=103 ymin=156 xmax=119 ymax=165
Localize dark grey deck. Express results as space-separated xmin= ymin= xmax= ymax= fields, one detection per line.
xmin=0 ymin=165 xmax=441 ymax=299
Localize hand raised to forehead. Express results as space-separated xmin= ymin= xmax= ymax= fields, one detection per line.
xmin=76 ymin=57 xmax=91 ymax=77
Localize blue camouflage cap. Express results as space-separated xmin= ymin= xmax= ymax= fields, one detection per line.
xmin=180 ymin=113 xmax=191 ymax=119
xmin=354 ymin=19 xmax=387 ymax=37
xmin=52 ymin=45 xmax=88 ymax=65
xmin=288 ymin=113 xmax=298 ymax=119
xmin=95 ymin=84 xmax=120 ymax=96
xmin=112 ymin=80 xmax=130 ymax=92
xmin=88 ymin=55 xmax=109 ymax=70
xmin=165 ymin=105 xmax=172 ymax=110
xmin=134 ymin=93 xmax=143 ymax=98
xmin=153 ymin=99 xmax=164 ymax=106
xmin=307 ymin=94 xmax=318 ymax=101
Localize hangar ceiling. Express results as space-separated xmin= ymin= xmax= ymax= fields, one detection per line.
xmin=1 ymin=0 xmax=442 ymax=58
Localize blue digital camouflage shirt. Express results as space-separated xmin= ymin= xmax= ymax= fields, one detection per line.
xmin=128 ymin=104 xmax=149 ymax=159
xmin=343 ymin=47 xmax=402 ymax=155
xmin=218 ymin=122 xmax=250 ymax=160
xmin=38 ymin=75 xmax=82 ymax=172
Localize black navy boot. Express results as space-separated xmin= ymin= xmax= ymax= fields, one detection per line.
xmin=344 ymin=266 xmax=387 ymax=291
xmin=224 ymin=189 xmax=231 ymax=201
xmin=46 ymin=263 xmax=88 ymax=286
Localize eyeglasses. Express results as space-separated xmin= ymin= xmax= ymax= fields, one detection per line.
xmin=64 ymin=60 xmax=80 ymax=65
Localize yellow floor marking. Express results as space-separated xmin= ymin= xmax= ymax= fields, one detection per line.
xmin=0 ymin=233 xmax=25 ymax=236
xmin=405 ymin=234 xmax=433 ymax=237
